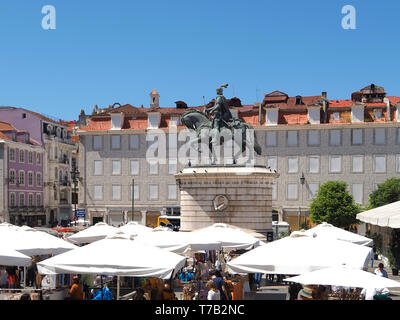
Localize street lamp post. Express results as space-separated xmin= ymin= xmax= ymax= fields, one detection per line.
xmin=132 ymin=179 xmax=135 ymax=221
xmin=70 ymin=162 xmax=80 ymax=223
xmin=300 ymin=172 xmax=305 ymax=228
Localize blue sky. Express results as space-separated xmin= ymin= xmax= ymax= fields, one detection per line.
xmin=0 ymin=0 xmax=399 ymax=120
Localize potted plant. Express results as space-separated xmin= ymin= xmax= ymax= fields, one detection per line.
xmin=388 ymin=230 xmax=400 ymax=276
xmin=388 ymin=250 xmax=398 ymax=276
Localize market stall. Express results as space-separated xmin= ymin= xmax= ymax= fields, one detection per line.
xmin=283 ymin=266 xmax=400 ymax=300
xmin=66 ymin=222 xmax=119 ymax=244
xmin=37 ymin=233 xmax=187 ymax=299
xmin=191 ymin=223 xmax=264 ymax=250
xmin=0 ymin=246 xmax=31 ymax=267
xmin=227 ymin=232 xmax=373 ymax=275
xmin=0 ymin=224 xmax=78 ymax=300
xmin=118 ymin=221 xmax=153 ymax=236
xmin=303 ymin=222 xmax=373 ymax=246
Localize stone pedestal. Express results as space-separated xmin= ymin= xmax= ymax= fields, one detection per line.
xmin=175 ymin=165 xmax=279 ymax=235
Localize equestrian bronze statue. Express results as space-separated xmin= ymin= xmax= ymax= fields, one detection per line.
xmin=181 ymin=84 xmax=262 ymax=161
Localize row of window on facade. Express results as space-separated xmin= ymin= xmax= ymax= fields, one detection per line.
xmin=49 ymin=147 xmax=71 ymax=162
xmin=92 ymin=159 xmax=178 ymax=176
xmin=9 ymin=193 xmax=42 ymax=207
xmin=92 ymin=184 xmax=177 ymax=201
xmin=274 ymin=181 xmax=379 ymax=205
xmin=9 ymin=149 xmax=42 ymax=164
xmin=9 ymin=170 xmax=42 ymax=187
xmin=90 ymin=128 xmax=399 ymax=151
xmin=265 ymin=128 xmax=397 ymax=147
xmin=90 ymin=181 xmax=371 ymax=205
xmin=90 ymin=154 xmax=400 ymax=177
xmin=266 ymin=154 xmax=400 ymax=174
xmin=54 ymin=168 xmax=70 ymax=182
xmin=92 ymin=135 xmax=139 ymax=150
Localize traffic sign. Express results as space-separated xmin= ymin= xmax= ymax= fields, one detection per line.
xmin=75 ymin=209 xmax=86 ymax=218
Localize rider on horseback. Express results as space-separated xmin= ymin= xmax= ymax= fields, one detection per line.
xmin=205 ymin=84 xmax=233 ymax=131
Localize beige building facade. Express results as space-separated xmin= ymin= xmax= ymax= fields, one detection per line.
xmin=77 ymin=85 xmax=400 ymax=230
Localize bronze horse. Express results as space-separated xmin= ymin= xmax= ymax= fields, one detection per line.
xmin=180 ymin=109 xmax=262 ymax=159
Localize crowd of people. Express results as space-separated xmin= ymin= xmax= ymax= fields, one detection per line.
xmin=285 ymin=263 xmax=392 ymax=300
xmin=0 ymin=266 xmax=21 ymax=289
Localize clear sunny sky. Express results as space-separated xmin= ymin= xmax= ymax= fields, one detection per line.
xmin=0 ymin=0 xmax=399 ymax=120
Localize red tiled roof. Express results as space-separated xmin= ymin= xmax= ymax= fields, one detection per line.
xmin=238 ymin=105 xmax=257 ymax=113
xmin=364 ymin=102 xmax=386 ymax=107
xmin=328 ymin=99 xmax=395 ymax=108
xmin=125 ymin=118 xmax=148 ymax=130
xmin=387 ymin=96 xmax=400 ymax=105
xmin=328 ymin=100 xmax=352 ymax=108
xmin=150 ymin=106 xmax=204 ymax=115
xmin=59 ymin=120 xmax=77 ymax=131
xmin=0 ymin=131 xmax=12 ymax=141
xmin=0 ymin=122 xmax=15 ymax=131
xmin=264 ymin=96 xmax=322 ymax=110
xmin=93 ymin=104 xmax=148 ymax=117
xmin=79 ymin=94 xmax=400 ymax=132
xmin=79 ymin=119 xmax=111 ymax=131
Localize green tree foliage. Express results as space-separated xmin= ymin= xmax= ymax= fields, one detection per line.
xmin=369 ymin=178 xmax=400 ymax=209
xmin=310 ymin=181 xmax=360 ymax=228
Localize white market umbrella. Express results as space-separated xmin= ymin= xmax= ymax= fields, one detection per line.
xmin=134 ymin=230 xmax=222 ymax=254
xmin=134 ymin=230 xmax=191 ymax=254
xmin=283 ymin=266 xmax=400 ymax=289
xmin=67 ymin=222 xmax=119 ymax=244
xmin=0 ymin=246 xmax=32 ymax=267
xmin=118 ymin=221 xmax=152 ymax=236
xmin=0 ymin=222 xmax=20 ymax=232
xmin=37 ymin=234 xmax=186 ymax=279
xmin=152 ymin=226 xmax=173 ymax=232
xmin=0 ymin=228 xmax=77 ymax=256
xmin=180 ymin=232 xmax=222 ymax=252
xmin=357 ymin=200 xmax=400 ymax=228
xmin=227 ymin=233 xmax=373 ymax=275
xmin=191 ymin=223 xmax=262 ymax=250
xmin=303 ymin=222 xmax=373 ymax=246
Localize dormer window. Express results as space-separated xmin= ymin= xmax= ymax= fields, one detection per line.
xmin=295 ymin=96 xmax=303 ymax=105
xmin=374 ymin=109 xmax=383 ymax=120
xmin=332 ymin=112 xmax=340 ymax=121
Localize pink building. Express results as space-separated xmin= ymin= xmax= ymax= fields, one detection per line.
xmin=0 ymin=122 xmax=45 ymax=226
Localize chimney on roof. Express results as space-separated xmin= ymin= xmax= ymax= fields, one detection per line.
xmin=258 ymin=103 xmax=263 ymax=125
xmin=175 ymin=101 xmax=188 ymax=109
xmin=92 ymin=104 xmax=98 ymax=115
xmin=295 ymin=95 xmax=303 ymax=105
xmin=384 ymin=97 xmax=391 ymax=121
xmin=322 ymin=92 xmax=328 ymax=123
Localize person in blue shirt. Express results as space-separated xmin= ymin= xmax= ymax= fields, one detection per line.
xmin=92 ymin=284 xmax=113 ymax=300
xmin=374 ymin=263 xmax=388 ymax=278
xmin=210 ymin=270 xmax=229 ymax=300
